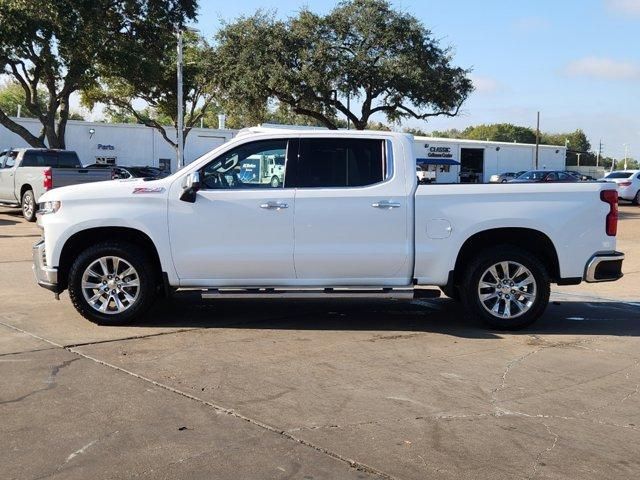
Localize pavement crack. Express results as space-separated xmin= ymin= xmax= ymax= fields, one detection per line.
xmin=58 ymin=348 xmax=399 ymax=480
xmin=527 ymin=423 xmax=558 ymax=480
xmin=491 ymin=347 xmax=541 ymax=406
xmin=0 ymin=357 xmax=78 ymax=405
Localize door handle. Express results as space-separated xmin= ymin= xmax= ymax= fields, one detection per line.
xmin=259 ymin=202 xmax=289 ymax=210
xmin=372 ymin=201 xmax=401 ymax=209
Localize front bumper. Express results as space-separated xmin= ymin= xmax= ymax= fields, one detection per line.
xmin=32 ymin=240 xmax=61 ymax=293
xmin=584 ymin=251 xmax=625 ymax=283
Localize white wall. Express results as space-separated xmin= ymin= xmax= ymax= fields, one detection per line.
xmin=0 ymin=118 xmax=236 ymax=171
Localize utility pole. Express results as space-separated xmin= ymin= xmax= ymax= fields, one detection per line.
xmin=576 ymin=153 xmax=582 ymax=167
xmin=176 ymin=27 xmax=184 ymax=170
xmin=534 ymin=111 xmax=540 ymax=169
xmin=596 ymin=140 xmax=602 ymax=167
xmin=623 ymin=143 xmax=629 ymax=171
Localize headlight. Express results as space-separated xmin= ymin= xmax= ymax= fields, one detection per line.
xmin=38 ymin=200 xmax=61 ymax=215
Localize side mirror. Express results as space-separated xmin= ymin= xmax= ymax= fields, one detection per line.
xmin=180 ymin=171 xmax=201 ymax=203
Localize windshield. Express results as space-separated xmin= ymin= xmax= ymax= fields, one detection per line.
xmin=517 ymin=171 xmax=547 ymax=180
xmin=605 ymin=172 xmax=633 ymax=179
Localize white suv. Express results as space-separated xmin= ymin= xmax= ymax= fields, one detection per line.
xmin=603 ymin=170 xmax=640 ymax=204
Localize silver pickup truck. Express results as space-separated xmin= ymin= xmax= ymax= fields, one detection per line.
xmin=0 ymin=148 xmax=112 ymax=221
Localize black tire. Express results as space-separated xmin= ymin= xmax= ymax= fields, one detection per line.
xmin=633 ymin=190 xmax=640 ymax=206
xmin=68 ymin=241 xmax=157 ymax=325
xmin=270 ymin=176 xmax=280 ymax=188
xmin=460 ymin=246 xmax=550 ymax=330
xmin=21 ymin=189 xmax=36 ymax=222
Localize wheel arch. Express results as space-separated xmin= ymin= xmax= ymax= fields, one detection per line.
xmin=58 ymin=227 xmax=164 ymax=291
xmin=450 ymin=227 xmax=560 ymax=287
xmin=20 ymin=183 xmax=33 ymax=198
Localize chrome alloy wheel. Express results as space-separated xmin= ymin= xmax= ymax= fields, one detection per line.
xmin=22 ymin=192 xmax=34 ymax=218
xmin=81 ymin=256 xmax=140 ymax=314
xmin=477 ymin=261 xmax=537 ymax=319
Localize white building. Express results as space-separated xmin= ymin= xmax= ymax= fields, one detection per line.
xmin=0 ymin=117 xmax=236 ymax=172
xmin=1 ymin=118 xmax=566 ymax=181
xmin=414 ymin=136 xmax=566 ymax=183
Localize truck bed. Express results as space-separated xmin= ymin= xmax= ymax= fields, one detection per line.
xmin=413 ymin=182 xmax=614 ymax=285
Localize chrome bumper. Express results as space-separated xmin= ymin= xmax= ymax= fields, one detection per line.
xmin=32 ymin=240 xmax=60 ymax=293
xmin=584 ymin=252 xmax=625 ymax=283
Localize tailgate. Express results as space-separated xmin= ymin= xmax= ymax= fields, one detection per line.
xmin=52 ymin=168 xmax=113 ymax=188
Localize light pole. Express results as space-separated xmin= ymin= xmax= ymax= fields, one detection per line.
xmin=176 ymin=26 xmax=199 ymax=169
xmin=176 ymin=28 xmax=184 ymax=169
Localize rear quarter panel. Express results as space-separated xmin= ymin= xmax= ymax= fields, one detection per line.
xmin=14 ymin=167 xmax=46 ymax=202
xmin=414 ymin=183 xmax=616 ymax=285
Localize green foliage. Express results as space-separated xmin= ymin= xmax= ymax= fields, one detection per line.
xmin=83 ymin=30 xmax=216 ymax=148
xmin=212 ymin=0 xmax=472 ymax=130
xmin=402 ymin=127 xmax=429 ymax=136
xmin=429 ymin=129 xmax=464 ymax=139
xmin=0 ymin=81 xmax=45 ymax=118
xmin=0 ymin=0 xmax=197 ymax=148
xmin=541 ymin=129 xmax=590 ymax=152
xmin=460 ymin=124 xmax=536 ymax=143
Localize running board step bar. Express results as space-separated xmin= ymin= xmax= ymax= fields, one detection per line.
xmin=201 ymin=287 xmax=440 ymax=300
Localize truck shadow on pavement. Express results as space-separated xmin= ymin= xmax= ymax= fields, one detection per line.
xmin=0 ymin=217 xmax=20 ymax=226
xmin=136 ymin=293 xmax=640 ymax=339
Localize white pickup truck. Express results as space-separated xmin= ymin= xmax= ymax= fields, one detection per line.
xmin=33 ymin=128 xmax=625 ymax=329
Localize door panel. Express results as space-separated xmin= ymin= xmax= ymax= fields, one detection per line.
xmin=0 ymin=152 xmax=17 ymax=202
xmin=167 ymin=139 xmax=296 ymax=285
xmin=292 ymin=138 xmax=412 ymax=285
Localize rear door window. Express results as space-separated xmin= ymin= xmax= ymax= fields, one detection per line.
xmin=21 ymin=151 xmax=58 ymax=167
xmin=293 ymin=138 xmax=385 ymax=188
xmin=58 ymin=151 xmax=80 ymax=168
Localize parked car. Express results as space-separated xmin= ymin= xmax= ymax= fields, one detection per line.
xmin=566 ymin=170 xmax=596 ymax=181
xmin=0 ymin=149 xmax=112 ymax=221
xmin=84 ymin=164 xmax=170 ymax=180
xmin=509 ymin=170 xmax=579 ymax=183
xmin=602 ymin=170 xmax=640 ymax=204
xmin=489 ymin=172 xmax=519 ymax=183
xmin=34 ymin=128 xmax=624 ymax=330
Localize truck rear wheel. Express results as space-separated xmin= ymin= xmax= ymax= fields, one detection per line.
xmin=460 ymin=246 xmax=550 ymax=330
xmin=22 ymin=189 xmax=36 ymax=222
xmin=68 ymin=241 xmax=157 ymax=325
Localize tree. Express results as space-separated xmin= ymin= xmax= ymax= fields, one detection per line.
xmin=429 ymin=128 xmax=464 ymax=139
xmin=83 ymin=31 xmax=216 ymax=150
xmin=213 ymin=0 xmax=473 ymax=130
xmin=0 ymin=81 xmax=43 ymax=118
xmin=403 ymin=127 xmax=429 ymax=137
xmin=460 ymin=123 xmax=536 ymax=143
xmin=0 ymin=0 xmax=197 ymax=149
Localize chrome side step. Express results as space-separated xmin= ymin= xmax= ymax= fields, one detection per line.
xmin=200 ymin=287 xmax=440 ymax=300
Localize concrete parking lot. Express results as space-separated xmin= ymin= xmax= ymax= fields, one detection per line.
xmin=1 ymin=204 xmax=639 ymax=480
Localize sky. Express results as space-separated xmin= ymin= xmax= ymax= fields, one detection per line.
xmin=191 ymin=0 xmax=640 ymax=159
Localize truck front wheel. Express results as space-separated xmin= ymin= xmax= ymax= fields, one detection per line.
xmin=270 ymin=176 xmax=280 ymax=188
xmin=22 ymin=189 xmax=36 ymax=222
xmin=461 ymin=246 xmax=550 ymax=330
xmin=68 ymin=241 xmax=157 ymax=325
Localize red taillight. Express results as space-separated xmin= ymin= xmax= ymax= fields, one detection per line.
xmin=43 ymin=167 xmax=52 ymax=191
xmin=618 ymin=181 xmax=632 ymax=187
xmin=601 ymin=189 xmax=618 ymax=236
